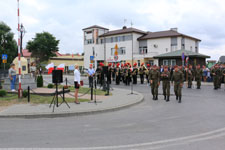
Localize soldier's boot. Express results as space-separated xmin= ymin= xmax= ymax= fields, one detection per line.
xmin=155 ymin=95 xmax=158 ymax=100
xmin=176 ymin=95 xmax=178 ymax=100
xmin=164 ymin=95 xmax=166 ymax=100
xmin=166 ymin=96 xmax=170 ymax=102
xmin=152 ymin=95 xmax=155 ymax=100
xmin=178 ymin=96 xmax=182 ymax=103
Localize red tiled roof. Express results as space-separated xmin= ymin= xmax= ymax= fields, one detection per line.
xmin=55 ymin=52 xmax=62 ymax=56
xmin=22 ymin=49 xmax=63 ymax=57
xmin=22 ymin=49 xmax=31 ymax=57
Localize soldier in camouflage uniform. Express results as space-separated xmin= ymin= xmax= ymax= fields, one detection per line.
xmin=139 ymin=63 xmax=146 ymax=84
xmin=187 ymin=65 xmax=194 ymax=88
xmin=171 ymin=65 xmax=184 ymax=103
xmin=223 ymin=64 xmax=225 ymax=88
xmin=161 ymin=66 xmax=171 ymax=102
xmin=146 ymin=64 xmax=151 ymax=85
xmin=150 ymin=65 xmax=160 ymax=100
xmin=218 ymin=64 xmax=223 ymax=89
xmin=120 ymin=64 xmax=125 ymax=83
xmin=195 ymin=64 xmax=203 ymax=89
xmin=211 ymin=64 xmax=222 ymax=90
xmin=115 ymin=63 xmax=121 ymax=85
xmin=132 ymin=63 xmax=138 ymax=84
xmin=111 ymin=63 xmax=116 ymax=82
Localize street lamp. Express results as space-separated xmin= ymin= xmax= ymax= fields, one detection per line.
xmin=20 ymin=24 xmax=26 ymax=56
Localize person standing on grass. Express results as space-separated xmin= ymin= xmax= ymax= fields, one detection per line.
xmin=8 ymin=63 xmax=17 ymax=92
xmin=88 ymin=64 xmax=95 ymax=88
xmin=74 ymin=64 xmax=80 ymax=104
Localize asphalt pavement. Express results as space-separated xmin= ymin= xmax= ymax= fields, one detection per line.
xmin=0 ymin=76 xmax=225 ymax=149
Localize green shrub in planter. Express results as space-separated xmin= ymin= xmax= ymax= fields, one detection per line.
xmin=47 ymin=84 xmax=54 ymax=88
xmin=0 ymin=90 xmax=7 ymax=97
xmin=37 ymin=76 xmax=43 ymax=87
xmin=23 ymin=90 xmax=28 ymax=98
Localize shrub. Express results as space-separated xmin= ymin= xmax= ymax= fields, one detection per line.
xmin=47 ymin=84 xmax=54 ymax=88
xmin=63 ymin=85 xmax=69 ymax=89
xmin=0 ymin=90 xmax=7 ymax=97
xmin=23 ymin=90 xmax=28 ymax=98
xmin=37 ymin=76 xmax=43 ymax=87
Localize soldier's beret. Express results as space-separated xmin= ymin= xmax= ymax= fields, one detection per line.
xmin=147 ymin=64 xmax=150 ymax=67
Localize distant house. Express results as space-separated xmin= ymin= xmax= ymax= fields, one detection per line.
xmin=219 ymin=56 xmax=225 ymax=63
xmin=20 ymin=49 xmax=84 ymax=73
xmin=153 ymin=49 xmax=210 ymax=67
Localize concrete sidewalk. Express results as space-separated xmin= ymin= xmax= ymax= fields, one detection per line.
xmin=0 ymin=88 xmax=144 ymax=118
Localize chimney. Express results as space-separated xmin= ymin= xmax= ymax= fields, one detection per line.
xmin=171 ymin=28 xmax=178 ymax=32
xmin=122 ymin=26 xmax=127 ymax=29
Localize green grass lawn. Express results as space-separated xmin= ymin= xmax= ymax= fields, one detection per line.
xmin=0 ymin=93 xmax=89 ymax=106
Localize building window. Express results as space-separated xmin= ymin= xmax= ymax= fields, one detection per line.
xmin=181 ymin=37 xmax=185 ymax=49
xmin=149 ymin=60 xmax=154 ymax=66
xmin=171 ymin=37 xmax=177 ymax=46
xmin=171 ymin=37 xmax=178 ymax=51
xmin=111 ymin=47 xmax=126 ymax=56
xmin=190 ymin=46 xmax=192 ymax=51
xmin=111 ymin=37 xmax=114 ymax=43
xmin=166 ymin=48 xmax=168 ymax=52
xmin=171 ymin=59 xmax=176 ymax=66
xmin=163 ymin=59 xmax=176 ymax=66
xmin=119 ymin=47 xmax=126 ymax=55
xmin=122 ymin=36 xmax=125 ymax=41
xmin=137 ymin=60 xmax=140 ymax=66
xmin=163 ymin=60 xmax=169 ymax=66
xmin=139 ymin=46 xmax=148 ymax=54
xmin=195 ymin=41 xmax=199 ymax=53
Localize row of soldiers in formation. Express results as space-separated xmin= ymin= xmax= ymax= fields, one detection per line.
xmin=95 ymin=62 xmax=225 ymax=103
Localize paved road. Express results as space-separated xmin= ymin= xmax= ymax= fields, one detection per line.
xmin=0 ymin=76 xmax=225 ymax=149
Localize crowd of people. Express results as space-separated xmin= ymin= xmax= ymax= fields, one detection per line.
xmin=87 ymin=62 xmax=225 ymax=103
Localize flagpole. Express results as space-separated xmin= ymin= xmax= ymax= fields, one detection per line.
xmin=17 ymin=0 xmax=23 ymax=98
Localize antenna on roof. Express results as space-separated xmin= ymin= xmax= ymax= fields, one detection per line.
xmin=131 ymin=21 xmax=133 ymax=28
xmin=124 ymin=19 xmax=127 ymax=26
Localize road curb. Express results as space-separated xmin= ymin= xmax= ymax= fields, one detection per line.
xmin=0 ymin=90 xmax=144 ymax=119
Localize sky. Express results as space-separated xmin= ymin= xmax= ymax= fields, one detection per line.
xmin=0 ymin=0 xmax=225 ymax=60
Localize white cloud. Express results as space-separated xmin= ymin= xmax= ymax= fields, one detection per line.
xmin=1 ymin=0 xmax=225 ymax=60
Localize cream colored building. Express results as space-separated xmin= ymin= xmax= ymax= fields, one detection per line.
xmin=48 ymin=54 xmax=84 ymax=71
xmin=83 ymin=25 xmax=201 ymax=68
xmin=19 ymin=50 xmax=84 ymax=73
xmin=13 ymin=57 xmax=28 ymax=75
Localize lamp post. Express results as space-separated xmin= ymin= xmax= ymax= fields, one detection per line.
xmin=20 ymin=24 xmax=25 ymax=57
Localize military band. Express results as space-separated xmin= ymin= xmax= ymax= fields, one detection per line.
xmin=91 ymin=62 xmax=225 ymax=103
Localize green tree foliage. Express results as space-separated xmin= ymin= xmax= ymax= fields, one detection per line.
xmin=0 ymin=22 xmax=18 ymax=69
xmin=26 ymin=32 xmax=59 ymax=64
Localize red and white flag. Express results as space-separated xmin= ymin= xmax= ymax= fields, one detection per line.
xmin=45 ymin=63 xmax=54 ymax=74
xmin=57 ymin=63 xmax=65 ymax=72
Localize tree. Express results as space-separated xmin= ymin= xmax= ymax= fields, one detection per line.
xmin=0 ymin=21 xmax=18 ymax=69
xmin=26 ymin=32 xmax=59 ymax=64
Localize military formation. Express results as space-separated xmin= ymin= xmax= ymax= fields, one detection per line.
xmin=94 ymin=62 xmax=225 ymax=103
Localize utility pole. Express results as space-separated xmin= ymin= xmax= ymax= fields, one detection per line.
xmin=17 ymin=0 xmax=23 ymax=98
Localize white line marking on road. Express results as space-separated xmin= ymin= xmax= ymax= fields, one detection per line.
xmin=70 ymin=127 xmax=225 ymax=150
